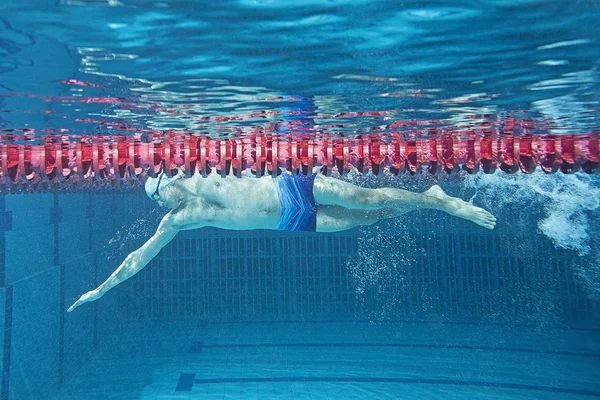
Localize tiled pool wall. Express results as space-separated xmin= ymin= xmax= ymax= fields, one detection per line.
xmin=0 ymin=192 xmax=151 ymax=400
xmin=124 ymin=211 xmax=600 ymax=326
xmin=0 ymin=191 xmax=598 ymax=400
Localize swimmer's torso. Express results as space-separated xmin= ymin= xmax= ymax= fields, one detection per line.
xmin=173 ymin=174 xmax=281 ymax=230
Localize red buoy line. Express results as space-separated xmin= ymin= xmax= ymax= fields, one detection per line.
xmin=0 ymin=133 xmax=598 ymax=193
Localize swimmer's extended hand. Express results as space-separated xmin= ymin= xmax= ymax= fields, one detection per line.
xmin=67 ymin=212 xmax=180 ymax=313
xmin=67 ymin=290 xmax=102 ymax=312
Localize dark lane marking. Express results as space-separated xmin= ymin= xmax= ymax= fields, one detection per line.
xmin=192 ymin=342 xmax=600 ymax=359
xmin=175 ymin=373 xmax=196 ymax=392
xmin=175 ymin=375 xmax=600 ymax=397
xmin=0 ymin=196 xmax=12 ymax=400
xmin=189 ymin=341 xmax=204 ymax=353
xmin=1 ymin=286 xmax=13 ymax=400
xmin=52 ymin=194 xmax=65 ymax=388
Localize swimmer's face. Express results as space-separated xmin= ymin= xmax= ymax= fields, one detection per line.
xmin=156 ymin=183 xmax=181 ymax=209
xmin=146 ymin=172 xmax=184 ymax=209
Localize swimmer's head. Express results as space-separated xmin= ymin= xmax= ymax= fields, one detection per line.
xmin=145 ymin=170 xmax=185 ymax=207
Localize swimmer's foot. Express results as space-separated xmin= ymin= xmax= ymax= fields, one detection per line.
xmin=425 ymin=185 xmax=496 ymax=229
xmin=67 ymin=289 xmax=102 ymax=312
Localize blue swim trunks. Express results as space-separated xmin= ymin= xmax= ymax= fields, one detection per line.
xmin=274 ymin=173 xmax=317 ymax=232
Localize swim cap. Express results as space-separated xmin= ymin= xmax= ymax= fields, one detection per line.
xmin=145 ymin=170 xmax=184 ymax=201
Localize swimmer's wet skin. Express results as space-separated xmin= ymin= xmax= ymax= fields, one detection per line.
xmin=67 ymin=174 xmax=495 ymax=312
xmin=424 ymin=185 xmax=496 ymax=230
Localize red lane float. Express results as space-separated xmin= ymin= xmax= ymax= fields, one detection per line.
xmin=0 ymin=133 xmax=598 ymax=193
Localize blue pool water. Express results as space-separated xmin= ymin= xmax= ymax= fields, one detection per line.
xmin=1 ymin=0 xmax=600 ymax=399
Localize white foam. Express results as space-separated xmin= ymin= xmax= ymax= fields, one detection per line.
xmin=464 ymin=170 xmax=600 ymax=255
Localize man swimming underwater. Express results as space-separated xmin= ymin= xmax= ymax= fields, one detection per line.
xmin=67 ymin=171 xmax=496 ymax=312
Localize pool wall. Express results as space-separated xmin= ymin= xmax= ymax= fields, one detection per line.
xmin=0 ymin=192 xmax=150 ymax=400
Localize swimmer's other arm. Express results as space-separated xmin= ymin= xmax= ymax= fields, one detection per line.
xmin=67 ymin=212 xmax=179 ymax=312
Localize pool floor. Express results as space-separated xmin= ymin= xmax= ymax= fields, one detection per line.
xmin=54 ymin=321 xmax=600 ymax=399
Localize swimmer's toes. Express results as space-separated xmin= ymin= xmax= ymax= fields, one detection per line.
xmin=483 ymin=216 xmax=496 ymax=229
xmin=476 ymin=218 xmax=494 ymax=229
xmin=473 ymin=208 xmax=496 ymax=229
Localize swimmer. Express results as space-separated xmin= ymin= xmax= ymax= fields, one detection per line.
xmin=67 ymin=171 xmax=496 ymax=312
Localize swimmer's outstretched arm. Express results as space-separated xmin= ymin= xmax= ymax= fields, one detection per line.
xmin=67 ymin=212 xmax=180 ymax=312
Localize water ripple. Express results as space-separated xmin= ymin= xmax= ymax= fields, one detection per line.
xmin=0 ymin=0 xmax=598 ymax=138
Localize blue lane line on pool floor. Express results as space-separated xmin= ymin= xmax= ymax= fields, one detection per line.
xmin=175 ymin=374 xmax=600 ymax=397
xmin=191 ymin=342 xmax=600 ymax=359
xmin=175 ymin=374 xmax=195 ymax=392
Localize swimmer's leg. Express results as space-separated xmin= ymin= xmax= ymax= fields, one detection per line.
xmin=67 ymin=211 xmax=180 ymax=312
xmin=313 ymin=175 xmax=496 ymax=229
xmin=316 ymin=205 xmax=404 ymax=232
